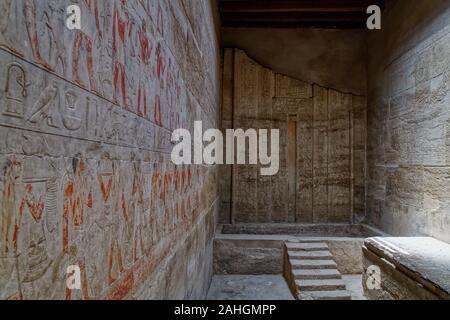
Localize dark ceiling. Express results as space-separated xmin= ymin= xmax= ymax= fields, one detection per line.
xmin=219 ymin=0 xmax=385 ymax=29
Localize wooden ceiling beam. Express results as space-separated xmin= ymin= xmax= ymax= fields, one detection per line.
xmin=221 ymin=20 xmax=366 ymax=29
xmin=219 ymin=0 xmax=384 ymax=13
xmin=218 ymin=0 xmax=385 ymax=29
xmin=221 ymin=12 xmax=366 ymax=21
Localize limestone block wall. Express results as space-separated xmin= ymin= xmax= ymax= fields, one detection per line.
xmin=0 ymin=0 xmax=220 ymax=299
xmin=221 ymin=49 xmax=366 ymax=224
xmin=366 ymin=0 xmax=450 ymax=243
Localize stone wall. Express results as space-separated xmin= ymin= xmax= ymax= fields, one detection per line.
xmin=221 ymin=49 xmax=366 ymax=224
xmin=366 ymin=0 xmax=450 ymax=243
xmin=0 ymin=0 xmax=220 ymax=299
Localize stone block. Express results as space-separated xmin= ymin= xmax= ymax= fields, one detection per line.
xmin=213 ymin=239 xmax=283 ymax=275
xmin=363 ymin=237 xmax=450 ymax=300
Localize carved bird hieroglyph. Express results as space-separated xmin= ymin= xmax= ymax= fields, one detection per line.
xmin=28 ymin=80 xmax=61 ymax=128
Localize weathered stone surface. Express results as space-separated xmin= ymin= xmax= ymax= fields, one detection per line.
xmin=225 ymin=50 xmax=366 ymax=224
xmin=213 ymin=239 xmax=283 ymax=275
xmin=296 ymin=99 xmax=313 ymax=223
xmin=283 ymin=240 xmax=353 ymax=300
xmin=312 ymin=85 xmax=329 ymax=223
xmin=352 ymin=95 xmax=367 ymax=223
xmin=207 ymin=275 xmax=294 ymax=300
xmin=326 ymin=240 xmax=364 ymax=275
xmin=0 ymin=0 xmax=221 ymax=300
xmin=327 ymin=90 xmax=352 ymax=223
xmin=216 ymin=227 xmax=378 ymax=280
xmin=299 ymin=290 xmax=351 ymax=300
xmin=422 ymin=167 xmax=450 ymax=244
xmin=275 ymin=74 xmax=312 ymax=99
xmin=363 ymin=237 xmax=450 ymax=300
xmin=366 ymin=0 xmax=450 ymax=243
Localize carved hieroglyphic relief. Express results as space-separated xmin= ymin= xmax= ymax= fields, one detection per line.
xmin=4 ymin=63 xmax=28 ymax=119
xmin=224 ymin=49 xmax=367 ymax=224
xmin=0 ymin=0 xmax=220 ymax=300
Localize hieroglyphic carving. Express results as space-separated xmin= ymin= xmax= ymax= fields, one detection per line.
xmin=111 ymin=0 xmax=130 ymax=108
xmin=62 ymin=90 xmax=83 ymax=131
xmin=97 ymin=160 xmax=131 ymax=285
xmin=134 ymin=21 xmax=153 ymax=119
xmin=130 ymin=162 xmax=145 ymax=261
xmin=0 ymin=0 xmax=220 ymax=300
xmin=0 ymin=0 xmax=18 ymax=54
xmin=313 ymin=85 xmax=329 ymax=223
xmin=1 ymin=158 xmax=22 ymax=256
xmin=85 ymin=96 xmax=98 ymax=136
xmin=3 ymin=63 xmax=28 ymax=119
xmin=154 ymin=43 xmax=165 ymax=126
xmin=28 ymin=80 xmax=60 ymax=128
xmin=229 ymin=49 xmax=365 ymax=224
xmin=70 ymin=0 xmax=103 ymax=93
xmin=24 ymin=0 xmax=53 ymax=70
xmin=0 ymin=157 xmax=59 ymax=298
xmin=62 ymin=157 xmax=94 ymax=300
xmin=72 ymin=31 xmax=97 ymax=92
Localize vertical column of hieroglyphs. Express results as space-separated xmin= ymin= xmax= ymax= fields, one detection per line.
xmin=296 ymin=97 xmax=314 ymax=223
xmin=271 ymin=76 xmax=289 ymax=222
xmin=327 ymin=90 xmax=352 ymax=223
xmin=232 ymin=49 xmax=259 ymax=222
xmin=312 ymin=85 xmax=329 ymax=223
xmin=256 ymin=63 xmax=275 ymax=222
xmin=0 ymin=0 xmax=220 ymax=300
xmin=352 ymin=95 xmax=367 ymax=223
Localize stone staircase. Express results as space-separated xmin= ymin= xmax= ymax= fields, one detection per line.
xmin=284 ymin=240 xmax=352 ymax=300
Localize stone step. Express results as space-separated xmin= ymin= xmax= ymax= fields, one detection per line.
xmin=296 ymin=279 xmax=346 ymax=291
xmin=299 ymin=290 xmax=352 ymax=300
xmin=290 ymin=259 xmax=337 ymax=270
xmin=285 ymin=242 xmax=329 ymax=252
xmin=293 ymin=269 xmax=342 ymax=280
xmin=286 ymin=239 xmax=327 ymax=244
xmin=288 ymin=250 xmax=333 ymax=260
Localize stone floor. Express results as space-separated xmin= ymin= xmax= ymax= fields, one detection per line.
xmin=342 ymin=275 xmax=366 ymax=300
xmin=207 ymin=274 xmax=366 ymax=300
xmin=207 ymin=275 xmax=295 ymax=300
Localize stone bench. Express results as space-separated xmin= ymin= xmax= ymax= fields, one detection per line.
xmin=362 ymin=237 xmax=450 ymax=300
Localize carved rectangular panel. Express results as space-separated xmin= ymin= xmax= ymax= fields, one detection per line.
xmin=270 ymin=119 xmax=289 ymax=222
xmin=228 ymin=49 xmax=366 ymax=225
xmin=352 ymin=95 xmax=367 ymax=222
xmin=234 ymin=49 xmax=259 ymax=120
xmin=271 ymin=98 xmax=290 ymax=222
xmin=256 ymin=120 xmax=274 ymax=222
xmin=287 ymin=115 xmax=297 ymax=222
xmin=328 ymin=89 xmax=352 ymax=223
xmin=313 ymin=85 xmax=329 ymax=223
xmin=297 ymin=99 xmax=314 ymax=223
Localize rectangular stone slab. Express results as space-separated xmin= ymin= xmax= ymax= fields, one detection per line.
xmin=365 ymin=237 xmax=450 ymax=298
